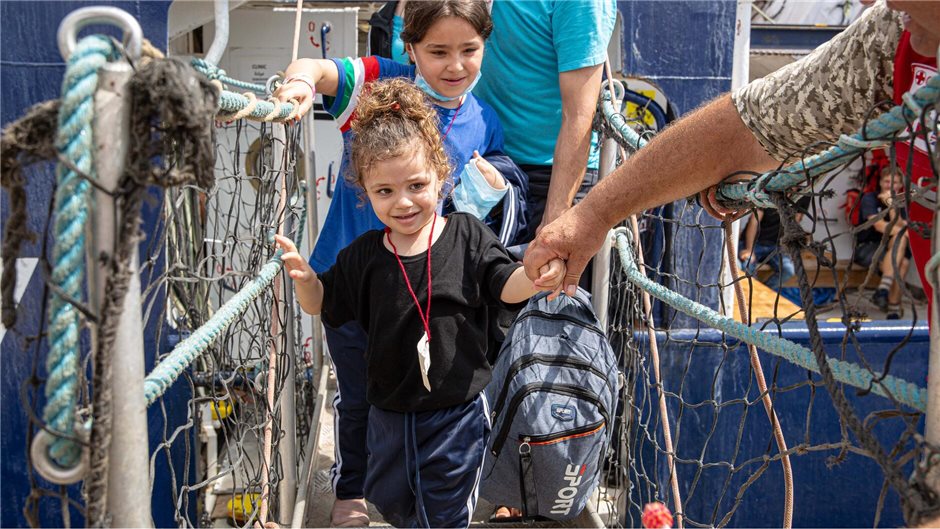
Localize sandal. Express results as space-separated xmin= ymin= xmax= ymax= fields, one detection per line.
xmin=489 ymin=505 xmax=523 ymax=523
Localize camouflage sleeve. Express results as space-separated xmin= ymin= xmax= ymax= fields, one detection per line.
xmin=732 ymin=3 xmax=902 ymax=162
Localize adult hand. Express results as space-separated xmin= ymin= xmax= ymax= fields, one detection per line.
xmin=524 ymin=203 xmax=609 ymax=297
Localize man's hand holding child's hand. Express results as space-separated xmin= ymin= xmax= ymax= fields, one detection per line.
xmin=275 ymin=234 xmax=317 ymax=284
xmin=534 ymin=258 xmax=566 ymax=300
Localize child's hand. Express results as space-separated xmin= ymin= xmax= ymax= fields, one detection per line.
xmin=275 ymin=234 xmax=316 ymax=284
xmin=472 ymin=151 xmax=506 ymax=190
xmin=533 ymin=257 xmax=566 ymax=300
xmin=274 ymin=73 xmax=317 ymax=121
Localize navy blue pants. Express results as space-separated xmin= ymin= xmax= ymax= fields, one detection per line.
xmin=326 ymin=321 xmax=370 ymax=500
xmin=365 ymin=395 xmax=491 ymax=528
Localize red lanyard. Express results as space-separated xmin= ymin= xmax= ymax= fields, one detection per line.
xmin=385 ymin=212 xmax=437 ymax=342
xmin=440 ymin=97 xmax=463 ymax=144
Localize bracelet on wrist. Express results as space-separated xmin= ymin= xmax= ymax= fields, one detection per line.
xmin=283 ymin=74 xmax=316 ymax=99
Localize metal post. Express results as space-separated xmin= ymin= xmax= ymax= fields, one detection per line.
xmin=592 ymin=134 xmax=617 ymax=328
xmin=302 ymin=109 xmax=324 ymax=385
xmin=278 ymin=241 xmax=298 ymax=523
xmin=926 ymin=170 xmax=940 ymax=462
xmin=95 ymin=52 xmax=153 ymax=529
xmin=205 ymin=0 xmax=230 ymax=66
xmin=721 ymin=0 xmax=752 ymax=317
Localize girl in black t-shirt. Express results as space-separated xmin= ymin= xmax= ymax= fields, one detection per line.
xmin=275 ymin=79 xmax=565 ymax=527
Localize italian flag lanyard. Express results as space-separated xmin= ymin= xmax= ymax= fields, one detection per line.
xmin=385 ymin=212 xmax=437 ymax=391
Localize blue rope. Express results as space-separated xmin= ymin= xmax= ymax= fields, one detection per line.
xmin=45 ymin=35 xmax=116 ymax=469
xmin=144 ymin=250 xmax=284 ymax=406
xmin=216 ymin=90 xmax=297 ymax=121
xmin=189 ymin=59 xmax=298 ymax=121
xmin=191 ymin=58 xmax=269 ymax=94
xmin=144 ymin=190 xmax=308 ymax=406
xmin=716 ymin=74 xmax=940 ymax=208
xmin=613 ymin=228 xmax=927 ymax=412
xmin=601 ymin=90 xmax=648 ymax=152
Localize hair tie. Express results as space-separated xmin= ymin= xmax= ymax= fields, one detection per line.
xmin=391 ymin=102 xmax=400 ymax=111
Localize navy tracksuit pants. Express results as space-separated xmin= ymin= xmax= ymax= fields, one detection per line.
xmin=365 ymin=395 xmax=491 ymax=528
xmin=327 ymin=322 xmax=491 ymax=527
xmin=325 ymin=321 xmax=370 ymax=500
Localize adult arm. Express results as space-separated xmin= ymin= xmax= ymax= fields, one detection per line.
xmin=527 ymin=94 xmax=778 ymax=293
xmin=527 ymin=3 xmax=901 ymax=293
xmin=540 ymin=64 xmax=605 ymax=229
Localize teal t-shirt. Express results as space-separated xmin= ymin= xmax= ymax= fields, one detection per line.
xmin=475 ymin=0 xmax=616 ymax=169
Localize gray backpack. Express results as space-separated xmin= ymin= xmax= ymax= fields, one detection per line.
xmin=481 ymin=289 xmax=618 ymax=521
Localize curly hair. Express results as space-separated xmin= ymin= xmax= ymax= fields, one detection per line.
xmin=349 ymin=78 xmax=451 ymax=196
xmin=400 ymin=0 xmax=492 ymax=44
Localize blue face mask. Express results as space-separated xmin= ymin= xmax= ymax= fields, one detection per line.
xmin=412 ymin=55 xmax=482 ymax=102
xmin=452 ymin=158 xmax=508 ymax=219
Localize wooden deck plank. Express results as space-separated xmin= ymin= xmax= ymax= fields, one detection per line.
xmin=733 ymin=274 xmax=803 ymax=322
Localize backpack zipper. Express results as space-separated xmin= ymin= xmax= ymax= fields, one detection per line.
xmin=514 ymin=309 xmax=605 ymax=337
xmin=520 ymin=420 xmax=605 ymax=447
xmin=491 ymin=354 xmax=614 ymax=422
xmin=491 ymin=383 xmax=609 ymax=458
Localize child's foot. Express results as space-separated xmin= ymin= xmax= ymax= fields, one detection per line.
xmin=871 ymin=288 xmax=890 ymax=311
xmin=886 ymin=304 xmax=902 ymax=320
xmin=330 ymin=498 xmax=370 ymax=527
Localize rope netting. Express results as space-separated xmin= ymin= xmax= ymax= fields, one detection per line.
xmin=595 ymin=81 xmax=940 ymax=527
xmin=143 ymin=117 xmax=311 ymax=527
xmin=2 ymin=36 xmax=314 ymax=526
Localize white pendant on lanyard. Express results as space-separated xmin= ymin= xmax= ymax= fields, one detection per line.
xmin=386 ymin=213 xmax=438 ymax=393
xmin=417 ymin=331 xmax=432 ymax=391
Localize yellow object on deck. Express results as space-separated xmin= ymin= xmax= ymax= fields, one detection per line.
xmin=211 ymin=400 xmax=233 ymax=421
xmin=227 ymin=493 xmax=259 ymax=522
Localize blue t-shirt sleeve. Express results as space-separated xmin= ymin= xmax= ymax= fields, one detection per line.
xmin=478 ymin=98 xmax=505 ymax=155
xmin=552 ymin=0 xmax=617 ymax=72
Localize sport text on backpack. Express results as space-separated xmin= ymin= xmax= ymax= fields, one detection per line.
xmin=481 ymin=288 xmax=619 ymax=521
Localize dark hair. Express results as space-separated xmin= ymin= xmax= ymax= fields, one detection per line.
xmin=349 ymin=78 xmax=451 ymax=195
xmin=399 ymin=0 xmax=493 ymax=44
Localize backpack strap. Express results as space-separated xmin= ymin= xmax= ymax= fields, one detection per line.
xmin=518 ymin=442 xmax=540 ymax=519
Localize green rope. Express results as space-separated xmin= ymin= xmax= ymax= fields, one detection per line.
xmin=613 ymin=228 xmax=927 ymax=412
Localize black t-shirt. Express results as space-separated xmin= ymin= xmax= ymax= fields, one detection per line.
xmin=318 ymin=213 xmax=522 ymax=412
